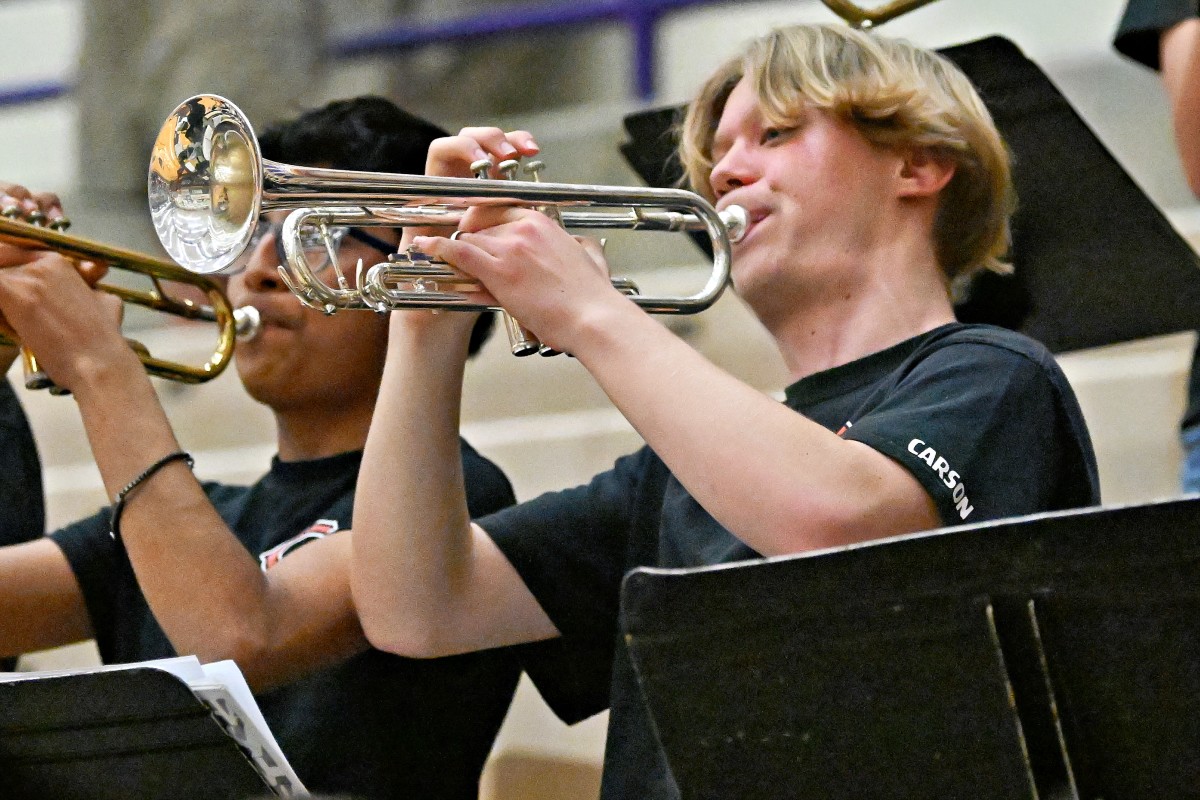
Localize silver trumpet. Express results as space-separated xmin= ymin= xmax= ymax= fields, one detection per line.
xmin=148 ymin=95 xmax=746 ymax=355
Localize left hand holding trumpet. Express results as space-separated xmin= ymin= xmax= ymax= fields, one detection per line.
xmin=0 ymin=242 xmax=132 ymax=394
xmin=412 ymin=201 xmax=620 ymax=357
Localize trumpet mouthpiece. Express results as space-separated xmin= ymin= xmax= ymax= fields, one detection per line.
xmin=720 ymin=205 xmax=748 ymax=244
xmin=234 ymin=306 xmax=262 ymax=341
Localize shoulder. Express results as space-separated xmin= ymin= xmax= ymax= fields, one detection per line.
xmin=199 ymin=479 xmax=246 ymax=505
xmin=905 ymin=324 xmax=1066 ymax=387
xmin=846 ymin=325 xmax=1099 ymax=519
xmin=1113 ymin=0 xmax=1196 ymax=69
xmin=916 ymin=323 xmax=1054 ymax=360
xmin=900 ymin=325 xmax=1087 ymax=433
xmin=50 ymin=508 xmax=112 ymax=553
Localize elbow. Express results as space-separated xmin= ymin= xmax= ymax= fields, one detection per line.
xmin=742 ymin=495 xmax=857 ymax=557
xmin=1175 ymin=143 xmax=1200 ymax=199
xmin=758 ymin=493 xmax=933 ymax=557
xmin=354 ymin=585 xmax=456 ymax=659
xmin=190 ymin=628 xmax=279 ymax=686
xmin=358 ymin=611 xmax=455 ymax=660
xmin=357 ymin=609 xmax=409 ymax=656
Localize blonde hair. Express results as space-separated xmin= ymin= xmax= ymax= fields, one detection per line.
xmin=679 ymin=24 xmax=1014 ymax=284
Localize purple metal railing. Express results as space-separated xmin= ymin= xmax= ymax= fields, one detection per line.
xmin=0 ymin=0 xmax=734 ymax=108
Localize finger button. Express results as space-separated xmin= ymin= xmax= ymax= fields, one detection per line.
xmin=470 ymin=158 xmax=493 ymax=180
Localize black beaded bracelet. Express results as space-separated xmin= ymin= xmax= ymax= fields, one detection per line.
xmin=109 ymin=450 xmax=194 ymax=542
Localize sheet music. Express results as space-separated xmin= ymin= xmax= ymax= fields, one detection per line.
xmin=196 ymin=660 xmax=307 ymax=797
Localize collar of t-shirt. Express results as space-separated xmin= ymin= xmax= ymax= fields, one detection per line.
xmin=784 ymin=322 xmax=962 ymax=408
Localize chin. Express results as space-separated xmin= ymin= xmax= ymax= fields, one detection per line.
xmin=236 ymin=363 xmax=284 ymax=404
xmin=730 ymin=256 xmax=775 ymax=301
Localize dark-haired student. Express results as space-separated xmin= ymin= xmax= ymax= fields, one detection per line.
xmin=0 ymin=97 xmax=519 ymax=800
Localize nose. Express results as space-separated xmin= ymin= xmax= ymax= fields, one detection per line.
xmin=709 ymin=143 xmax=757 ymax=199
xmin=237 ymin=230 xmax=286 ymax=293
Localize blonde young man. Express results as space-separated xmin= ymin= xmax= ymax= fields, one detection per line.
xmin=351 ymin=25 xmax=1101 ymax=799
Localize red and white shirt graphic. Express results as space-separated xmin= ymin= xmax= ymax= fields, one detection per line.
xmin=258 ymin=519 xmax=340 ymax=571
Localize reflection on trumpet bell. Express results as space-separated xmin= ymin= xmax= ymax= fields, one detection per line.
xmin=0 ymin=215 xmax=253 ymax=389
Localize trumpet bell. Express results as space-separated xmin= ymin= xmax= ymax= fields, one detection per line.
xmin=149 ymin=94 xmax=263 ymax=276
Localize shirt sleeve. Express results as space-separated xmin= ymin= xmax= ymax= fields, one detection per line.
xmin=1114 ymin=0 xmax=1197 ymax=70
xmin=0 ymin=378 xmax=44 ymax=545
xmin=481 ymin=447 xmax=665 ymax=722
xmin=841 ymin=340 xmax=1096 ymax=526
xmin=482 ymin=446 xmax=658 ymax=643
xmin=49 ymin=508 xmax=126 ymax=654
xmin=459 ymin=438 xmax=517 ymax=517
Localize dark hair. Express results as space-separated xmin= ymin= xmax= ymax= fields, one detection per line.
xmin=258 ymin=96 xmax=496 ymax=356
xmin=259 ymin=95 xmax=445 ymax=175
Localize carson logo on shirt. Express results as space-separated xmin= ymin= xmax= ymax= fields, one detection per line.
xmin=258 ymin=519 xmax=341 ymax=571
xmin=907 ymin=439 xmax=974 ymax=520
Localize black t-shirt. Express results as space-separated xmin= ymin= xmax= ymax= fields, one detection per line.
xmin=0 ymin=377 xmax=44 ymax=671
xmin=50 ymin=441 xmax=518 ymax=800
xmin=1113 ymin=0 xmax=1200 ymax=430
xmin=481 ymin=323 xmax=1101 ymax=800
xmin=0 ymin=378 xmax=44 ymax=547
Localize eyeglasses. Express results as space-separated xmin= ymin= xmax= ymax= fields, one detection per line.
xmin=243 ymin=219 xmax=397 ymax=273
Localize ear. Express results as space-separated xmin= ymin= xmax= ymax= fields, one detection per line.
xmin=896 ymin=146 xmax=956 ymax=199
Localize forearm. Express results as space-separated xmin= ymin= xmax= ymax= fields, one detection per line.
xmin=351 ymin=314 xmax=478 ymax=655
xmin=69 ymin=360 xmax=286 ymax=679
xmin=570 ymin=303 xmax=936 ymax=555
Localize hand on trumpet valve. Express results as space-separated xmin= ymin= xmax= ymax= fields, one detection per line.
xmin=411 ymin=204 xmax=617 ymax=356
xmin=427 ymin=126 xmax=540 ymax=182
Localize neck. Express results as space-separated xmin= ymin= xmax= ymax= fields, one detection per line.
xmin=272 ymin=398 xmax=376 ymax=462
xmin=756 ymin=227 xmax=956 ymax=381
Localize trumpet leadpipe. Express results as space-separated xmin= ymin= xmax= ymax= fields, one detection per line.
xmin=355 ymin=204 xmax=747 ymax=243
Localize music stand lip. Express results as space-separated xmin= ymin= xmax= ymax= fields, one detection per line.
xmin=625 ymin=494 xmax=1198 ymax=583
xmin=620 ymin=494 xmax=1200 ymax=641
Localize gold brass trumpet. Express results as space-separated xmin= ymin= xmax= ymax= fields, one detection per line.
xmin=0 ymin=215 xmax=260 ymax=389
xmin=148 ymin=95 xmax=745 ymax=355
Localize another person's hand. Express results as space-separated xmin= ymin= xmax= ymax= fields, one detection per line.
xmin=0 ymin=244 xmax=130 ymax=393
xmin=0 ymin=181 xmax=67 ymax=228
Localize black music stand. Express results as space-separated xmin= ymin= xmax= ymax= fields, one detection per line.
xmin=620 ymin=498 xmax=1200 ymax=799
xmin=619 ymin=36 xmax=1200 ymax=354
xmin=0 ymin=667 xmax=287 ymax=800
